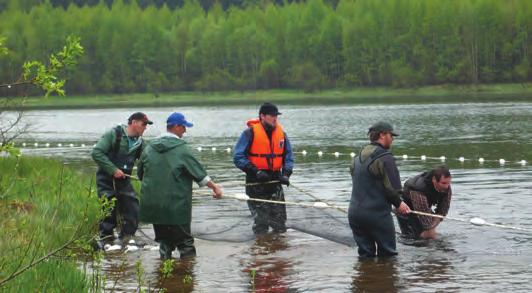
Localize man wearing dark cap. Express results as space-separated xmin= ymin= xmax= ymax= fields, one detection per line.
xmin=91 ymin=112 xmax=152 ymax=249
xmin=138 ymin=112 xmax=223 ymax=259
xmin=233 ymin=103 xmax=294 ymax=234
xmin=348 ymin=121 xmax=410 ymax=257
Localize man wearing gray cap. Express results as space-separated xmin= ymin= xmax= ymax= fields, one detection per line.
xmin=348 ymin=121 xmax=410 ymax=257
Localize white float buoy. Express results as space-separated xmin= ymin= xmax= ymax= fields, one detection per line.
xmin=58 ymin=143 xmax=62 ymax=147
xmin=519 ymin=160 xmax=527 ymax=165
xmin=478 ymin=158 xmax=485 ymax=163
xmin=69 ymin=143 xmax=74 ymax=147
xmin=226 ymin=147 xmax=231 ymax=153
xmin=470 ymin=217 xmax=486 ymax=226
xmin=302 ymin=150 xmax=307 ymax=156
xmin=421 ymin=155 xmax=426 ymax=160
xmin=402 ymin=154 xmax=408 ymax=159
xmin=499 ymin=159 xmax=506 ymax=165
xmin=22 ymin=143 xmax=26 ymax=147
xmin=458 ymin=157 xmax=465 ymax=162
xmin=313 ymin=202 xmax=329 ymax=209
xmin=125 ymin=245 xmax=139 ymax=253
xmin=350 ymin=152 xmax=355 ymax=158
xmin=211 ymin=147 xmax=216 ymax=152
xmin=34 ymin=143 xmax=38 ymax=147
xmin=45 ymin=143 xmax=50 ymax=147
xmin=7 ymin=85 xmax=11 ymax=89
xmin=317 ymin=151 xmax=323 ymax=157
xmin=440 ymin=156 xmax=446 ymax=161
xmin=197 ymin=146 xmax=202 ymax=152
xmin=105 ymin=244 xmax=122 ymax=252
xmin=334 ymin=152 xmax=340 ymax=157
xmin=81 ymin=144 xmax=86 ymax=147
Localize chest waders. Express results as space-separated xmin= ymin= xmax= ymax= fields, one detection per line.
xmin=348 ymin=146 xmax=398 ymax=257
xmin=245 ymin=129 xmax=287 ymax=234
xmin=96 ymin=126 xmax=141 ymax=242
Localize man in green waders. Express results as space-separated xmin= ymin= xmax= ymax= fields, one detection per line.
xmin=92 ymin=112 xmax=152 ymax=249
xmin=138 ymin=112 xmax=223 ymax=259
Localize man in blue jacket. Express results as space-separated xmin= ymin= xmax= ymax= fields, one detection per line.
xmin=233 ymin=103 xmax=295 ymax=234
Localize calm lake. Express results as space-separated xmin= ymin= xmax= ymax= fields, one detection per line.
xmin=14 ymin=102 xmax=532 ymax=292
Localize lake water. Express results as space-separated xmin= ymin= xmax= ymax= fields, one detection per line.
xmin=11 ymin=102 xmax=532 ymax=292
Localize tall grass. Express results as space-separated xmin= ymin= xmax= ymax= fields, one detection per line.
xmin=0 ymin=156 xmax=103 ymax=292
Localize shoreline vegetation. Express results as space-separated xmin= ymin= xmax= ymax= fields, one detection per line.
xmin=3 ymin=83 xmax=532 ymax=110
xmin=0 ymin=157 xmax=102 ymax=292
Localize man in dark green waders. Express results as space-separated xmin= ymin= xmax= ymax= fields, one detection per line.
xmin=138 ymin=112 xmax=223 ymax=260
xmin=348 ymin=122 xmax=410 ymax=257
xmin=92 ymin=112 xmax=152 ymax=249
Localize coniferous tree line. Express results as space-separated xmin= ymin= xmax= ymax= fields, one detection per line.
xmin=0 ymin=0 xmax=530 ymax=96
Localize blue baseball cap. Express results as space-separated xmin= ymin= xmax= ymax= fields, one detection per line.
xmin=166 ymin=112 xmax=193 ymax=128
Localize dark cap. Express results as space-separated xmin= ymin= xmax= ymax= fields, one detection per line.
xmin=368 ymin=121 xmax=399 ymax=136
xmin=128 ymin=112 xmax=153 ymax=125
xmin=259 ymin=102 xmax=281 ymax=116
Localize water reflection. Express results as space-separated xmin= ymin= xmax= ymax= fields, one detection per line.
xmin=351 ymin=258 xmax=400 ymax=292
xmin=244 ymin=234 xmax=294 ymax=292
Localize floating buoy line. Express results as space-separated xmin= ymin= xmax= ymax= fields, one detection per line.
xmin=12 ymin=142 xmax=529 ymax=166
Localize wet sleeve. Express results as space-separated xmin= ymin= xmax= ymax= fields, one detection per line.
xmin=408 ymin=190 xmax=437 ymax=230
xmin=435 ymin=187 xmax=452 ymax=217
xmin=233 ymin=129 xmax=253 ymax=172
xmin=182 ymin=148 xmax=209 ymax=185
xmin=282 ymin=133 xmax=294 ymax=172
xmin=91 ymin=129 xmax=118 ymax=176
xmin=370 ymin=155 xmax=403 ymax=207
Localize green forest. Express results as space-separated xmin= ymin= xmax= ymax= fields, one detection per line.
xmin=0 ymin=0 xmax=530 ymax=95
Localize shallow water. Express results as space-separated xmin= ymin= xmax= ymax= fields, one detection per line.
xmin=9 ymin=102 xmax=532 ymax=292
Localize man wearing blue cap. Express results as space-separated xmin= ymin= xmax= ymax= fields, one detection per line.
xmin=348 ymin=121 xmax=410 ymax=257
xmin=138 ymin=112 xmax=223 ymax=259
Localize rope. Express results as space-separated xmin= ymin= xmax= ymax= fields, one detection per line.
xmin=128 ymin=174 xmax=531 ymax=233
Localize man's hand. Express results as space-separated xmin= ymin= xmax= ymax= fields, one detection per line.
xmin=211 ymin=184 xmax=223 ymax=199
xmin=256 ymin=170 xmax=271 ymax=182
xmin=113 ymin=169 xmax=125 ymax=179
xmin=279 ymin=174 xmax=290 ymax=186
xmin=395 ymin=202 xmax=411 ymax=215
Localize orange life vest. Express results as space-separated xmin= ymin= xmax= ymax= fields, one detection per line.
xmin=247 ymin=119 xmax=285 ymax=171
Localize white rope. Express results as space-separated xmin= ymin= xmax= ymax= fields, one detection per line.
xmin=408 ymin=210 xmax=532 ymax=232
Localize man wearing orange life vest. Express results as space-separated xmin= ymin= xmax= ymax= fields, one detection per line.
xmin=234 ymin=103 xmax=294 ymax=234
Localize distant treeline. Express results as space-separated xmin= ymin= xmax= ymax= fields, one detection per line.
xmin=0 ymin=0 xmax=530 ymax=95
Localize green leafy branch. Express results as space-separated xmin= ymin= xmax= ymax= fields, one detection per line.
xmin=0 ymin=35 xmax=84 ymax=97
xmin=22 ymin=36 xmax=84 ymax=97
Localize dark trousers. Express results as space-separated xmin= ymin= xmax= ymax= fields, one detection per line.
xmin=153 ymin=224 xmax=196 ymax=259
xmin=396 ymin=214 xmax=424 ymax=239
xmin=247 ymin=184 xmax=287 ymax=234
xmin=348 ymin=211 xmax=397 ymax=257
xmin=97 ymin=176 xmax=139 ymax=240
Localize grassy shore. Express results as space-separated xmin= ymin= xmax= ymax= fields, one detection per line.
xmin=0 ymin=157 xmax=102 ymax=292
xmin=4 ymin=83 xmax=532 ymax=110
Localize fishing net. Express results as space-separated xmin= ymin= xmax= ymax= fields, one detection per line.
xmin=188 ymin=183 xmax=356 ymax=247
